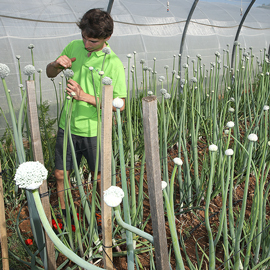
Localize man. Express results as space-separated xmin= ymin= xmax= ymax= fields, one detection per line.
xmin=46 ymin=8 xmax=126 ymax=215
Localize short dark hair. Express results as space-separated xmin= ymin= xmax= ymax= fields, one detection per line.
xmin=78 ymin=9 xmax=113 ymax=39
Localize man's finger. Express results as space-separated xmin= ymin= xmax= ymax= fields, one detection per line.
xmin=70 ymin=57 xmax=76 ymax=62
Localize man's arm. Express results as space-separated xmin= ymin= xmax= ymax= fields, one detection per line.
xmin=46 ymin=56 xmax=76 ymax=78
xmin=66 ymin=79 xmax=125 ymax=111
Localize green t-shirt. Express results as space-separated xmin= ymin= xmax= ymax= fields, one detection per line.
xmin=58 ymin=40 xmax=127 ymax=137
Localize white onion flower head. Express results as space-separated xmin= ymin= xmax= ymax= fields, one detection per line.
xmin=191 ymin=77 xmax=197 ymax=83
xmin=248 ymin=133 xmax=258 ymax=142
xmin=102 ymin=47 xmax=111 ymax=54
xmin=19 ymin=84 xmax=24 ymax=88
xmin=66 ymin=95 xmax=71 ymax=100
xmin=147 ymin=91 xmax=153 ymax=96
xmin=226 ymin=121 xmax=235 ymax=128
xmin=229 ymin=107 xmax=235 ymax=112
xmin=173 ymin=158 xmax=183 ymax=166
xmin=224 ymin=129 xmax=229 ymax=135
xmin=140 ymin=59 xmax=145 ymax=64
xmin=89 ymin=67 xmax=94 ymax=71
xmin=70 ymin=92 xmax=76 ymax=97
xmin=230 ymin=97 xmax=235 ymax=102
xmin=164 ymin=93 xmax=171 ymax=99
xmin=158 ymin=76 xmax=165 ymax=82
xmin=99 ymin=71 xmax=104 ymax=76
xmin=160 ymin=88 xmax=167 ymax=95
xmin=164 ymin=65 xmax=169 ymax=69
xmin=161 ymin=181 xmax=167 ymax=190
xmin=112 ymin=97 xmax=124 ymax=109
xmin=0 ymin=63 xmax=10 ymax=78
xmin=225 ymin=149 xmax=234 ymax=156
xmin=37 ymin=68 xmax=42 ymax=73
xmin=28 ymin=44 xmax=34 ymax=49
xmin=104 ymin=186 xmax=124 ymax=207
xmin=126 ymin=54 xmax=132 ymax=58
xmin=183 ymin=63 xmax=188 ymax=69
xmin=209 ymin=144 xmax=218 ymax=152
xmin=14 ymin=161 xmax=48 ymax=190
xmin=263 ymin=105 xmax=269 ymax=111
xmin=23 ymin=65 xmax=36 ymax=76
xmin=102 ymin=77 xmax=112 ymax=85
xmin=63 ymin=69 xmax=74 ymax=78
xmin=16 ymin=55 xmax=21 ymax=60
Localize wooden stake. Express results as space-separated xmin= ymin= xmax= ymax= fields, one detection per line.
xmin=0 ymin=161 xmax=9 ymax=270
xmin=101 ymin=85 xmax=114 ymax=269
xmin=142 ymin=96 xmax=170 ymax=270
xmin=26 ymin=80 xmax=56 ymax=270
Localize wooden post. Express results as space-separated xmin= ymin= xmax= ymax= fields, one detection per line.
xmin=26 ymin=80 xmax=57 ymax=270
xmin=101 ymin=85 xmax=114 ymax=269
xmin=142 ymin=96 xmax=170 ymax=270
xmin=0 ymin=161 xmax=9 ymax=270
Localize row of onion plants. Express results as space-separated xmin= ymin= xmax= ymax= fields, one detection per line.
xmin=0 ymin=43 xmax=270 ymax=269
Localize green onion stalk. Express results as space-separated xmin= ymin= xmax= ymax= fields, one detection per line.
xmin=51 ymin=78 xmax=60 ymax=125
xmin=243 ymin=169 xmax=259 ymax=270
xmin=169 ymin=159 xmax=183 ymax=213
xmin=190 ymin=78 xmax=200 ymax=195
xmin=233 ymin=134 xmax=258 ymax=270
xmin=253 ymin=108 xmax=269 ymax=264
xmin=88 ymin=67 xmax=102 ymax=246
xmin=178 ymin=69 xmax=191 ymax=205
xmin=133 ymin=52 xmax=139 ymax=97
xmin=114 ymin=205 xmax=153 ymax=244
xmin=162 ymin=182 xmax=185 ymax=270
xmin=58 ymin=82 xmax=62 ymax=111
xmin=62 ymin=97 xmax=75 ymax=250
xmin=28 ymin=44 xmax=35 ymax=82
xmin=140 ymin=60 xmax=145 ymax=97
xmin=205 ymin=144 xmax=218 ymax=270
xmin=214 ymin=149 xmax=232 ymax=247
xmin=38 ymin=69 xmax=54 ymax=169
xmin=114 ymin=99 xmax=135 ymax=269
xmin=144 ymin=68 xmax=148 ymax=97
xmin=136 ymin=151 xmax=146 ymax=222
xmin=222 ymin=149 xmax=234 ymax=270
xmin=126 ymin=55 xmax=137 ymax=225
xmin=161 ymin=92 xmax=170 ymax=195
xmin=152 ymin=58 xmax=157 ymax=96
xmin=16 ymin=57 xmax=33 ymax=158
xmin=261 ymin=162 xmax=270 ymax=259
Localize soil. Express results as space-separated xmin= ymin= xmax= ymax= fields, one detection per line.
xmin=6 ymin=144 xmax=267 ymax=270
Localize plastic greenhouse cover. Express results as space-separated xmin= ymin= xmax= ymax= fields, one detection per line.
xmin=0 ymin=0 xmax=269 ymax=136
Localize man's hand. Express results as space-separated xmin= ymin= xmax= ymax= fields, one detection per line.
xmin=46 ymin=56 xmax=76 ymax=78
xmin=66 ymin=79 xmax=85 ymax=101
xmin=54 ymin=56 xmax=76 ymax=69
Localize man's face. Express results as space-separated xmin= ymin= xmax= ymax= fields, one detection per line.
xmin=82 ymin=33 xmax=110 ymax=53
